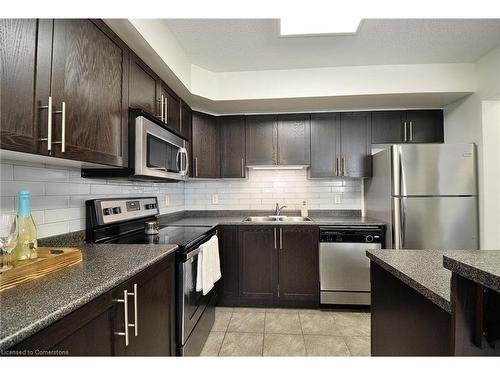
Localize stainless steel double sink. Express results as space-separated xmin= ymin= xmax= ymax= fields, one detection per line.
xmin=243 ymin=216 xmax=313 ymax=222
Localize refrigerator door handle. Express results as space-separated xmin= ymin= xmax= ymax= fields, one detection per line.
xmin=393 ymin=198 xmax=405 ymax=249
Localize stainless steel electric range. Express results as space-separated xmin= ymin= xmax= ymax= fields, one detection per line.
xmin=85 ymin=196 xmax=217 ymax=356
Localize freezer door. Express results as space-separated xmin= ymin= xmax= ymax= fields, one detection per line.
xmin=392 ymin=144 xmax=477 ymax=196
xmin=392 ymin=196 xmax=479 ymax=250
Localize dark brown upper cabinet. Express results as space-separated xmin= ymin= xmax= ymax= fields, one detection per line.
xmin=310 ymin=113 xmax=341 ymax=178
xmin=310 ymin=112 xmax=371 ymax=178
xmin=1 ymin=19 xmax=129 ymax=167
xmin=406 ymin=110 xmax=444 ymax=143
xmin=192 ymin=111 xmax=220 ymax=178
xmin=0 ymin=19 xmax=40 ymax=154
xmin=340 ymin=112 xmax=372 ymax=178
xmin=278 ymin=226 xmax=319 ymax=304
xmin=371 ymin=111 xmax=406 ymax=144
xmin=180 ymin=101 xmax=192 ymax=141
xmin=371 ymin=109 xmax=444 ymax=144
xmin=238 ymin=226 xmax=278 ymax=303
xmin=245 ymin=115 xmax=278 ymax=165
xmin=219 ymin=115 xmax=246 ymax=178
xmin=277 ymin=114 xmax=311 ymax=165
xmin=49 ymin=19 xmax=129 ymax=167
xmin=159 ymin=83 xmax=180 ymax=133
xmin=129 ymin=54 xmax=159 ymax=116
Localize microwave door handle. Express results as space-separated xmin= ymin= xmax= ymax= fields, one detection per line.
xmin=176 ymin=148 xmax=181 ymax=173
xmin=180 ymin=147 xmax=189 ymax=175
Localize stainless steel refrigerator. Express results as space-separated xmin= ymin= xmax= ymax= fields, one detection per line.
xmin=365 ymin=143 xmax=478 ymax=250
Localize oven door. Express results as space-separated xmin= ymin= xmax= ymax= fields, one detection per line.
xmin=134 ymin=115 xmax=189 ymax=181
xmin=178 ymin=246 xmax=215 ymax=355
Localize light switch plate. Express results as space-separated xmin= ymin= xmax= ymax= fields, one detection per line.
xmin=212 ymin=194 xmax=219 ymax=204
xmin=334 ymin=194 xmax=342 ymax=204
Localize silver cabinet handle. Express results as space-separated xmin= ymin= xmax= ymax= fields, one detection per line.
xmin=241 ymin=158 xmax=244 ymax=177
xmin=195 ymin=157 xmax=198 ymax=177
xmin=160 ymin=95 xmax=164 ymax=122
xmin=38 ymin=96 xmax=53 ymax=151
xmin=164 ymin=95 xmax=168 ymax=124
xmin=279 ymin=228 xmax=283 ymax=250
xmin=335 ymin=156 xmax=339 ymax=177
xmin=53 ymin=102 xmax=66 ymax=152
xmin=274 ymin=228 xmax=277 ymax=249
xmin=127 ymin=284 xmax=138 ymax=337
xmin=113 ymin=290 xmax=129 ymax=346
xmin=409 ymin=121 xmax=413 ymax=142
xmin=403 ymin=121 xmax=408 ymax=142
xmin=342 ymin=157 xmax=346 ymax=177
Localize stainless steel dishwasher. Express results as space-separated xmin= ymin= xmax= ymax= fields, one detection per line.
xmin=319 ymin=226 xmax=384 ymax=305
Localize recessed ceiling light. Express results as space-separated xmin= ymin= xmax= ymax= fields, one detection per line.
xmin=279 ymin=17 xmax=362 ymax=36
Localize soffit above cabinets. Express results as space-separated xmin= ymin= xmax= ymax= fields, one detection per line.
xmin=104 ymin=18 xmax=495 ymax=114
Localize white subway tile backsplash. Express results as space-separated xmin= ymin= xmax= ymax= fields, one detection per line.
xmin=46 ymin=183 xmax=91 ymax=196
xmin=0 ymin=164 xmax=13 ymax=181
xmin=45 ymin=207 xmax=85 ymax=223
xmin=14 ymin=165 xmax=69 ymax=182
xmin=1 ymin=181 xmax=45 ymax=196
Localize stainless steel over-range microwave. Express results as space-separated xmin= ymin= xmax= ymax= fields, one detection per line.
xmin=82 ymin=109 xmax=189 ymax=182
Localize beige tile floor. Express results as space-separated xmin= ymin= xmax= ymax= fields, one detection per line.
xmin=201 ymin=307 xmax=371 ymax=357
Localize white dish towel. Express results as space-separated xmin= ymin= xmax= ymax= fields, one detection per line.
xmin=195 ymin=235 xmax=221 ymax=295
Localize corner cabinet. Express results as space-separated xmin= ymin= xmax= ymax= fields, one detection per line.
xmin=310 ymin=112 xmax=371 ymax=178
xmin=371 ymin=109 xmax=444 ymax=144
xmin=0 ymin=19 xmax=129 ymax=167
xmin=10 ymin=254 xmax=176 ymax=356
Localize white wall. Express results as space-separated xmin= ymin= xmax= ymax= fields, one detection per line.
xmin=184 ymin=169 xmax=361 ymax=211
xmin=0 ymin=161 xmax=184 ymax=238
xmin=444 ymin=46 xmax=500 ymax=249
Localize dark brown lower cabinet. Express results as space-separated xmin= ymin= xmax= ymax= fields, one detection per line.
xmin=236 ymin=225 xmax=319 ymax=308
xmin=238 ymin=226 xmax=278 ymax=305
xmin=370 ymin=262 xmax=452 ymax=356
xmin=217 ymin=226 xmax=239 ymax=306
xmin=10 ymin=254 xmax=175 ymax=356
xmin=278 ymin=226 xmax=319 ymax=305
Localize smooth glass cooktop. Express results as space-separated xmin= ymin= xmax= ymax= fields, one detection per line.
xmin=109 ymin=225 xmax=213 ymax=248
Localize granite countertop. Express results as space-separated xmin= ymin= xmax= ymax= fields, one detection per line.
xmin=443 ymin=250 xmax=500 ymax=293
xmin=0 ymin=243 xmax=178 ymax=351
xmin=159 ymin=211 xmax=385 ymax=227
xmin=366 ymin=249 xmax=453 ymax=313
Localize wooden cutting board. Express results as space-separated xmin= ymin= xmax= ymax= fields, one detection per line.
xmin=0 ymin=247 xmax=83 ymax=292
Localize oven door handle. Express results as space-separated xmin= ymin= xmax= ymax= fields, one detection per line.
xmin=182 ymin=247 xmax=201 ymax=262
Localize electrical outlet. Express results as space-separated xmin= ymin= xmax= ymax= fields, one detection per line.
xmin=212 ymin=194 xmax=219 ymax=204
xmin=164 ymin=195 xmax=170 ymax=206
xmin=334 ymin=194 xmax=342 ymax=204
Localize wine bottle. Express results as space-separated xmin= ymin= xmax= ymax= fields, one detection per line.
xmin=12 ymin=190 xmax=38 ymax=261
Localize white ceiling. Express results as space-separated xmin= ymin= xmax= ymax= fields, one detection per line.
xmin=165 ymin=18 xmax=500 ymax=72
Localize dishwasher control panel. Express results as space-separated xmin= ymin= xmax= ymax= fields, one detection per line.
xmin=319 ymin=226 xmax=384 ymax=244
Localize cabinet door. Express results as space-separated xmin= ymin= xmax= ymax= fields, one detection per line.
xmin=371 ymin=111 xmax=405 ymax=144
xmin=340 ymin=112 xmax=372 ymax=178
xmin=278 ymin=226 xmax=319 ymax=304
xmin=129 ymin=54 xmax=159 ymax=116
xmin=192 ymin=111 xmax=220 ymax=178
xmin=277 ymin=114 xmax=311 ymax=165
xmin=12 ymin=291 xmax=115 ymax=355
xmin=219 ymin=115 xmax=246 ymax=178
xmin=0 ymin=19 xmax=44 ymax=154
xmin=50 ymin=19 xmax=128 ymax=167
xmin=406 ymin=110 xmax=444 ymax=143
xmin=217 ymin=226 xmax=239 ymax=306
xmin=160 ymin=83 xmax=180 ymax=133
xmin=238 ymin=226 xmax=278 ymax=302
xmin=245 ymin=115 xmax=278 ymax=165
xmin=180 ymin=101 xmax=192 ymax=141
xmin=310 ymin=113 xmax=341 ymax=178
xmin=118 ymin=256 xmax=176 ymax=356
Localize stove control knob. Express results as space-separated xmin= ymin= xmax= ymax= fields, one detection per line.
xmin=366 ymin=235 xmax=374 ymax=243
xmin=103 ymin=208 xmax=112 ymax=216
xmin=113 ymin=207 xmax=122 ymax=214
